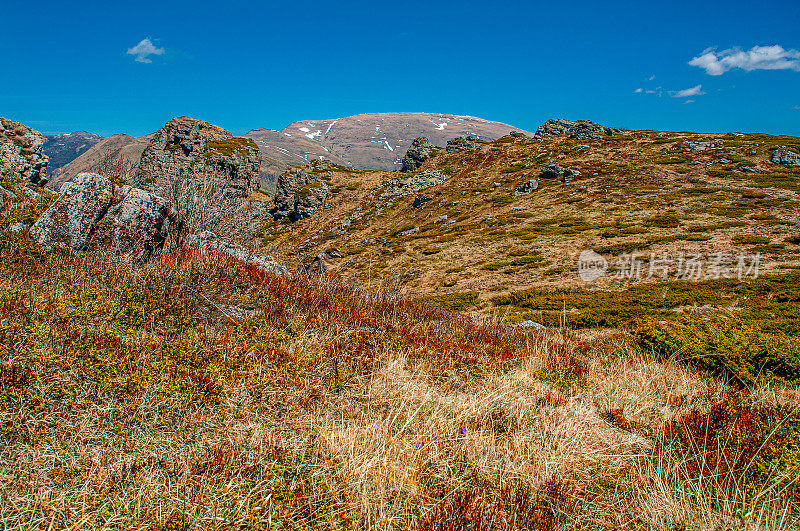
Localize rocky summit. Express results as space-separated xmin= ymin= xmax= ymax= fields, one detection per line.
xmin=533 ymin=118 xmax=619 ymax=140
xmin=133 ymin=116 xmax=261 ymax=233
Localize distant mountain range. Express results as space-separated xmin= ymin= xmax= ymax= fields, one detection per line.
xmin=42 ymin=132 xmax=104 ymax=176
xmin=45 ymin=112 xmax=530 ymax=190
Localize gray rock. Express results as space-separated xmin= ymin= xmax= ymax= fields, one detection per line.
xmin=539 ymin=163 xmax=581 ymax=183
xmin=413 ymin=194 xmax=431 ymax=208
xmin=446 ymin=136 xmax=476 ymax=153
xmin=772 ymin=148 xmax=800 ymax=166
xmin=91 ymin=185 xmax=174 ymax=260
xmin=30 ymin=172 xmax=114 ymax=252
xmin=511 ymin=320 xmax=546 ymax=329
xmin=533 ymin=119 xmax=618 ymax=141
xmin=0 ymin=117 xmax=49 ymax=188
xmin=515 ymin=179 xmax=538 ymax=196
xmin=381 ymin=170 xmax=449 ymax=199
xmin=401 ymin=137 xmax=434 ymax=172
xmin=397 ymin=227 xmax=418 ymax=237
xmin=132 ymin=116 xmax=261 ymax=233
xmin=683 ymin=141 xmax=718 ymax=152
xmin=272 ymin=168 xmax=329 ymax=221
xmin=434 ymin=214 xmax=448 ymax=223
xmin=30 ymin=172 xmax=176 ymax=259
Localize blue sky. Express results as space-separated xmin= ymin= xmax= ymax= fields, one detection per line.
xmin=2 ymin=0 xmax=799 ymax=137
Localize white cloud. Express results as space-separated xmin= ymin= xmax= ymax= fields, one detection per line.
xmin=683 ymin=100 xmax=695 ymax=104
xmin=689 ymin=45 xmax=800 ymax=75
xmin=671 ymin=84 xmax=705 ymax=98
xmin=647 ymin=75 xmax=655 ymax=81
xmin=634 ymin=88 xmax=643 ymax=93
xmin=127 ymin=38 xmax=165 ymax=63
xmin=794 ymin=105 xmax=800 ymax=110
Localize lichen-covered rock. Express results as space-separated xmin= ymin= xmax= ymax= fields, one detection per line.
xmin=30 ymin=172 xmax=114 ymax=252
xmin=413 ymin=194 xmax=432 ymax=207
xmin=272 ymin=168 xmax=329 ymax=221
xmin=30 ymin=172 xmax=175 ymax=259
xmin=533 ymin=119 xmax=618 ymax=141
xmin=772 ymin=148 xmax=800 ymax=166
xmin=381 ymin=170 xmax=449 ymax=199
xmin=401 ymin=137 xmax=435 ymax=172
xmin=539 ymin=163 xmax=581 ymax=183
xmin=91 ymin=185 xmax=174 ymax=260
xmin=133 ymin=116 xmax=261 ymax=232
xmin=446 ymin=136 xmax=476 ymax=153
xmin=0 ymin=117 xmax=49 ymax=187
xmin=515 ymin=179 xmax=538 ymax=196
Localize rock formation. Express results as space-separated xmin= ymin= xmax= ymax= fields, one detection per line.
xmin=271 ymin=168 xmax=329 ymax=221
xmin=446 ymin=136 xmax=477 ymax=153
xmin=31 ymin=172 xmax=174 ymax=260
xmin=1 ymin=117 xmax=49 ymax=188
xmin=772 ymin=148 xmax=800 ymax=167
xmin=539 ymin=163 xmax=581 ymax=183
xmin=133 ymin=117 xmax=261 ymax=233
xmin=533 ymin=119 xmax=618 ymax=141
xmin=401 ymin=137 xmax=435 ymax=172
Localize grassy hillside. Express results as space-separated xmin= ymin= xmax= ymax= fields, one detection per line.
xmin=2 ymin=127 xmax=800 ymax=529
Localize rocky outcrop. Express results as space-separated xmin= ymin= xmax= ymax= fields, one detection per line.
xmin=539 ymin=163 xmax=581 ymax=183
xmin=401 ymin=137 xmax=435 ymax=172
xmin=772 ymin=148 xmax=800 ymax=166
xmin=1 ymin=117 xmax=49 ymax=188
xmin=133 ymin=117 xmax=261 ymax=233
xmin=446 ymin=136 xmax=477 ymax=153
xmin=380 ymin=170 xmax=449 ymax=199
xmin=271 ymin=168 xmax=329 ymax=221
xmin=533 ymin=119 xmax=618 ymax=141
xmin=30 ymin=172 xmax=174 ymax=259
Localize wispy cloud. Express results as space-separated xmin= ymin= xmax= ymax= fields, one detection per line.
xmin=127 ymin=37 xmax=165 ymax=63
xmin=684 ymin=100 xmax=695 ymax=105
xmin=689 ymin=45 xmax=800 ymax=75
xmin=794 ymin=105 xmax=800 ymax=110
xmin=647 ymin=75 xmax=655 ymax=81
xmin=634 ymin=88 xmax=643 ymax=93
xmin=671 ymin=84 xmax=705 ymax=98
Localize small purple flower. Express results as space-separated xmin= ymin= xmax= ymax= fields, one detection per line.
xmin=414 ymin=442 xmax=424 ymax=449
xmin=460 ymin=427 xmax=467 ymax=436
xmin=431 ymin=435 xmax=439 ymax=442
xmin=372 ymin=424 xmax=380 ymax=430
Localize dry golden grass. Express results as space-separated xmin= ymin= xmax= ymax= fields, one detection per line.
xmin=1 ymin=226 xmax=798 ymax=529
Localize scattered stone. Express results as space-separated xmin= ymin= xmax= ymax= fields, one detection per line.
xmin=397 ymin=227 xmax=418 ymax=237
xmin=434 ymin=214 xmax=448 ymax=223
xmin=737 ymin=166 xmax=767 ymax=173
xmin=533 ymin=119 xmax=618 ymax=141
xmin=401 ymin=137 xmax=434 ymax=172
xmin=511 ymin=207 xmax=525 ymax=212
xmin=8 ymin=222 xmax=25 ymax=233
xmin=515 ymin=179 xmax=538 ymax=196
xmin=683 ymin=140 xmax=718 ymax=152
xmin=413 ymin=194 xmax=432 ymax=208
xmin=719 ymin=158 xmax=730 ymax=164
xmin=772 ymin=148 xmax=800 ymax=166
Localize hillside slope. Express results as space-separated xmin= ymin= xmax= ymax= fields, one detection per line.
xmin=47 ymin=133 xmax=152 ymax=191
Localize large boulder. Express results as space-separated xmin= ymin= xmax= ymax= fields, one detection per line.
xmin=30 ymin=172 xmax=174 ymax=259
xmin=91 ymin=185 xmax=174 ymax=260
xmin=132 ymin=116 xmax=261 ymax=233
xmin=533 ymin=119 xmax=618 ymax=141
xmin=539 ymin=163 xmax=581 ymax=183
xmin=0 ymin=117 xmax=49 ymax=188
xmin=772 ymin=148 xmax=800 ymax=167
xmin=401 ymin=137 xmax=435 ymax=172
xmin=186 ymin=231 xmax=285 ymax=275
xmin=272 ymin=168 xmax=329 ymax=221
xmin=446 ymin=136 xmax=476 ymax=153
xmin=30 ymin=173 xmax=114 ymax=252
